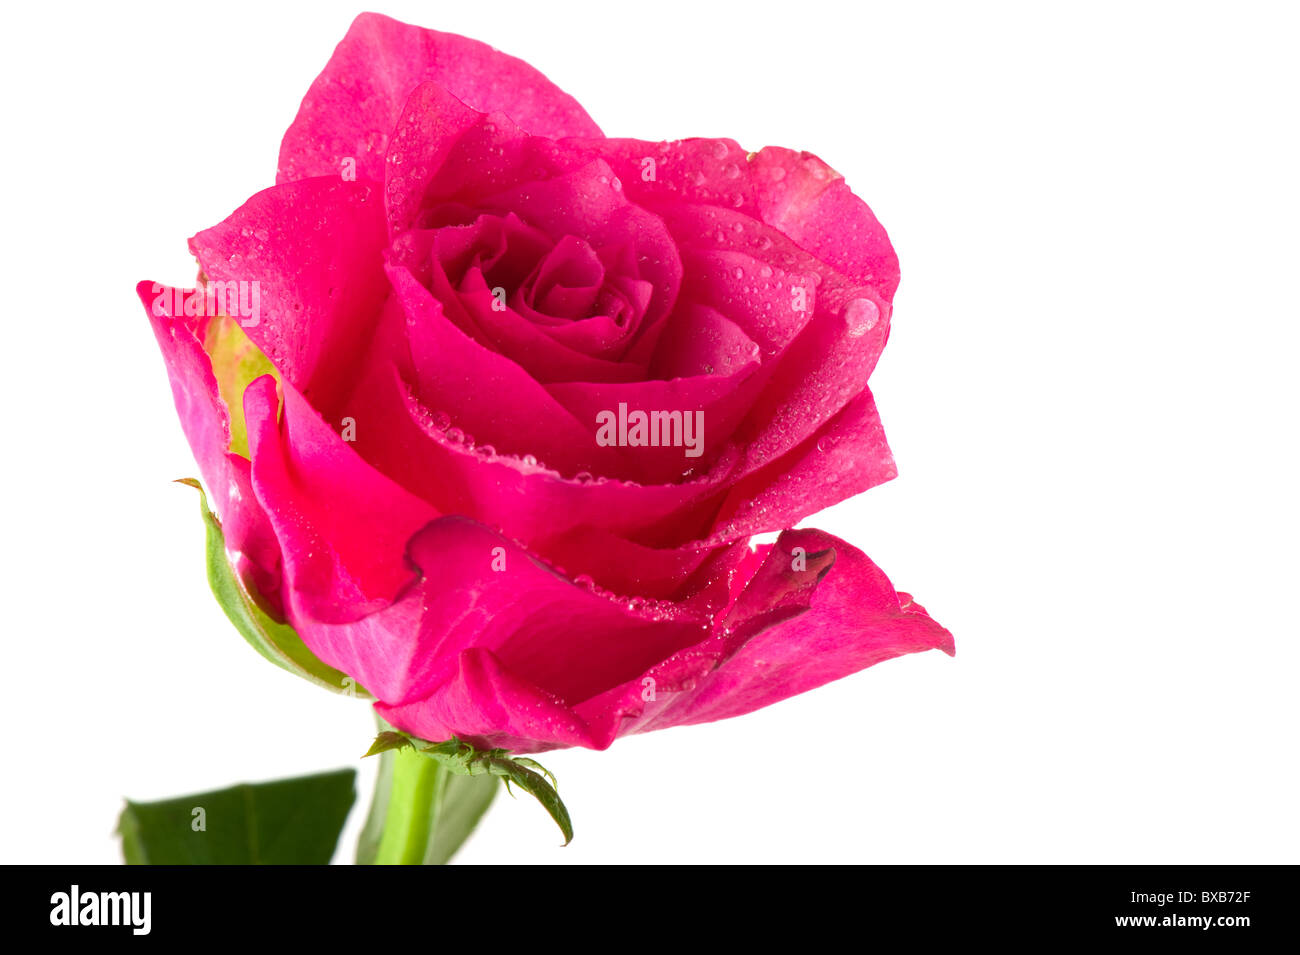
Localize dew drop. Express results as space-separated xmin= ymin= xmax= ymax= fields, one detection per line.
xmin=845 ymin=298 xmax=880 ymax=338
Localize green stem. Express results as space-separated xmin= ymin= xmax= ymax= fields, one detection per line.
xmin=376 ymin=746 xmax=447 ymax=864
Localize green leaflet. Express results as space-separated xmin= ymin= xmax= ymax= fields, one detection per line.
xmin=118 ymin=769 xmax=356 ymax=864
xmin=179 ymin=478 xmax=369 ymax=698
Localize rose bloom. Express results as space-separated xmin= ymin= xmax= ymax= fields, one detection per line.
xmin=139 ymin=13 xmax=952 ymax=754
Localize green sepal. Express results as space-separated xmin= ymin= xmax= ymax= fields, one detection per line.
xmin=179 ymin=478 xmax=369 ymax=698
xmin=363 ymin=730 xmax=414 ymax=757
xmin=356 ymin=735 xmax=498 ymax=865
xmin=367 ymin=730 xmax=573 ymax=846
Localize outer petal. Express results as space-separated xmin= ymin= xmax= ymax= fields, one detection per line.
xmin=544 ymin=366 xmax=763 ymax=485
xmin=750 ymin=146 xmax=900 ymax=301
xmin=584 ymin=137 xmax=899 ymax=301
xmin=189 ymin=177 xmax=389 ymax=424
xmin=649 ymin=200 xmax=894 ymax=478
xmin=578 ymin=529 xmax=953 ymax=744
xmin=382 ymin=82 xmax=519 ymax=237
xmin=708 ymin=388 xmax=897 ymax=543
xmin=244 ymin=374 xmax=438 ymax=625
xmin=582 ymin=137 xmax=759 ymax=213
xmin=299 ymin=517 xmax=714 ymax=750
xmin=277 ymin=13 xmax=601 ymax=185
xmin=137 ymin=281 xmax=282 ymax=601
xmin=377 ymin=648 xmax=595 ymax=753
xmin=380 ymin=526 xmax=949 ymax=753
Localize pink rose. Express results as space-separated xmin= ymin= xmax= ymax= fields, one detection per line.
xmin=139 ymin=13 xmax=952 ymax=754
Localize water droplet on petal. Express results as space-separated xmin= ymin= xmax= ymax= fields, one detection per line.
xmin=845 ymin=298 xmax=880 ymax=338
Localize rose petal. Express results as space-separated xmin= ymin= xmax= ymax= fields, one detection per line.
xmin=544 ymin=361 xmax=763 ymax=485
xmin=293 ymin=517 xmax=712 ymax=748
xmin=579 ymin=529 xmax=952 ymax=744
xmin=377 ymin=647 xmax=595 ymax=752
xmin=382 ymin=82 xmax=525 ymax=237
xmin=136 ymin=281 xmax=282 ymax=601
xmin=277 ymin=13 xmax=601 ymax=185
xmin=244 ymin=374 xmax=437 ymax=625
xmin=388 ymin=365 xmax=742 ymax=544
xmin=708 ymin=388 xmax=897 ymax=543
xmin=580 ymin=137 xmax=759 ymax=213
xmin=189 ymin=178 xmax=388 ymax=424
xmin=653 ymin=531 xmax=953 ymax=730
xmin=650 ymin=303 xmax=762 ymax=379
xmin=750 ymin=146 xmax=900 ymax=301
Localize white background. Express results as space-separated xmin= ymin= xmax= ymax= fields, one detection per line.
xmin=1 ymin=0 xmax=1296 ymax=864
